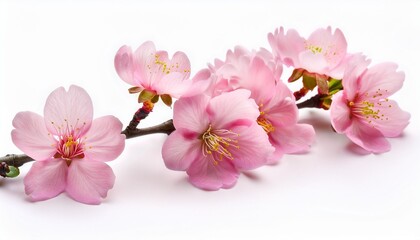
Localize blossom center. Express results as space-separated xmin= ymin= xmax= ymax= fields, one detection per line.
xmin=147 ymin=54 xmax=191 ymax=75
xmin=201 ymin=125 xmax=239 ymax=165
xmin=51 ymin=119 xmax=87 ymax=164
xmin=348 ymin=100 xmax=380 ymax=118
xmin=348 ymin=93 xmax=392 ymax=123
xmin=56 ymin=135 xmax=85 ymax=161
xmin=306 ymin=45 xmax=323 ymax=54
xmin=304 ymin=41 xmax=340 ymax=64
xmin=257 ymin=115 xmax=275 ymax=133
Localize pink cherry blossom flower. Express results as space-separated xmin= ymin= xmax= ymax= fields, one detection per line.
xmin=162 ymin=89 xmax=274 ymax=190
xmin=211 ymin=49 xmax=315 ymax=163
xmin=247 ymin=58 xmax=315 ymax=163
xmin=210 ymin=45 xmax=283 ymax=84
xmin=114 ymin=41 xmax=192 ymax=103
xmin=11 ymin=85 xmax=125 ymax=204
xmin=194 ymin=46 xmax=282 ymax=98
xmin=268 ymin=26 xmax=348 ymax=80
xmin=330 ymin=55 xmax=410 ymax=153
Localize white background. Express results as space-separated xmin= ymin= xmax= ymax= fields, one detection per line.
xmin=1 ymin=1 xmax=419 ymax=239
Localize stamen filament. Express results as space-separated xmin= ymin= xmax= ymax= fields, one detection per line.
xmin=201 ymin=125 xmax=239 ymax=164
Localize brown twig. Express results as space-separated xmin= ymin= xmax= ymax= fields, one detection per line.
xmin=0 ymin=119 xmax=176 ymax=172
xmin=296 ymin=94 xmax=324 ymax=109
xmin=1 ymin=94 xmax=325 ymax=172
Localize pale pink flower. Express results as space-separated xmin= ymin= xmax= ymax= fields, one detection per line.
xmin=268 ymin=26 xmax=348 ymax=79
xmin=210 ymin=46 xmax=283 ymax=84
xmin=195 ymin=46 xmax=282 ymax=98
xmin=212 ymin=51 xmax=315 ymax=163
xmin=114 ymin=41 xmax=192 ymax=103
xmin=11 ymin=85 xmax=125 ymax=204
xmin=162 ymin=89 xmax=274 ymax=190
xmin=330 ymin=55 xmax=410 ymax=153
xmin=247 ymin=58 xmax=315 ymax=163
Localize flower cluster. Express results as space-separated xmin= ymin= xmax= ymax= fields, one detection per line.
xmin=115 ymin=26 xmax=409 ymax=190
xmin=4 ymin=26 xmax=410 ymax=204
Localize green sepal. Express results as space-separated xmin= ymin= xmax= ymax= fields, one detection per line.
xmin=328 ymin=78 xmax=343 ymax=93
xmin=138 ymin=90 xmax=156 ymax=103
xmin=321 ymin=98 xmax=332 ymax=110
xmin=288 ymin=68 xmax=305 ymax=82
xmin=128 ymin=86 xmax=142 ymax=94
xmin=302 ymin=74 xmax=317 ymax=90
xmin=6 ymin=166 xmax=20 ymax=178
xmin=151 ymin=94 xmax=160 ymax=103
xmin=316 ymin=75 xmax=329 ymax=95
xmin=160 ymin=94 xmax=173 ymax=108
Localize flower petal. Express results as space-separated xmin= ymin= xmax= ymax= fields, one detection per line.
xmin=359 ymin=62 xmax=405 ymax=98
xmin=306 ymin=27 xmax=347 ymax=70
xmin=330 ymin=92 xmax=352 ymax=133
xmin=240 ymin=57 xmax=276 ymax=104
xmin=230 ymin=123 xmax=274 ymax=170
xmin=44 ymin=85 xmax=93 ymax=137
xmin=298 ymin=50 xmax=329 ymax=74
xmin=83 ymin=116 xmax=125 ymax=162
xmin=269 ymin=123 xmax=316 ymax=154
xmin=187 ymin=156 xmax=239 ymax=191
xmin=173 ymin=94 xmax=210 ymax=133
xmin=327 ymin=53 xmax=351 ymax=80
xmin=114 ymin=45 xmax=137 ymax=86
xmin=66 ymin=160 xmax=115 ymax=205
xmin=265 ymin=95 xmax=298 ymax=127
xmin=182 ymin=68 xmax=213 ymax=98
xmin=133 ymin=41 xmax=157 ymax=88
xmin=12 ymin=111 xmax=56 ymax=161
xmin=370 ymin=99 xmax=410 ymax=137
xmin=341 ymin=54 xmax=371 ymax=100
xmin=170 ymin=51 xmax=191 ymax=79
xmin=153 ymin=72 xmax=192 ymax=98
xmin=24 ymin=160 xmax=67 ymax=201
xmin=162 ymin=130 xmax=202 ymax=171
xmin=345 ymin=121 xmax=391 ymax=153
xmin=268 ymin=27 xmax=305 ymax=67
xmin=207 ymin=89 xmax=259 ymax=129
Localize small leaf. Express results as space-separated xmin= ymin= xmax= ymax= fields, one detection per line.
xmin=138 ymin=90 xmax=156 ymax=103
xmin=128 ymin=86 xmax=142 ymax=94
xmin=316 ymin=75 xmax=329 ymax=95
xmin=288 ymin=68 xmax=305 ymax=82
xmin=6 ymin=166 xmax=20 ymax=178
xmin=302 ymin=74 xmax=317 ymax=90
xmin=151 ymin=95 xmax=160 ymax=103
xmin=328 ymin=78 xmax=343 ymax=93
xmin=161 ymin=94 xmax=173 ymax=108
xmin=321 ymin=98 xmax=332 ymax=110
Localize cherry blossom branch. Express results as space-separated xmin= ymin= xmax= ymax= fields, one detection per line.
xmin=1 ymin=95 xmax=324 ymax=175
xmin=296 ymin=94 xmax=324 ymax=109
xmin=0 ymin=119 xmax=175 ymax=176
xmin=122 ymin=119 xmax=175 ymax=139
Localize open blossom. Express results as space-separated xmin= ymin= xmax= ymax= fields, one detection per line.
xmin=211 ymin=50 xmax=315 ymax=163
xmin=268 ymin=26 xmax=348 ymax=80
xmin=210 ymin=45 xmax=283 ymax=84
xmin=114 ymin=41 xmax=191 ymax=104
xmin=330 ymin=55 xmax=410 ymax=153
xmin=187 ymin=46 xmax=282 ymax=98
xmin=162 ymin=89 xmax=274 ymax=190
xmin=246 ymin=58 xmax=315 ymax=163
xmin=11 ymin=85 xmax=125 ymax=204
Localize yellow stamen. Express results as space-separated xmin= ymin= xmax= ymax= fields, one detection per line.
xmin=306 ymin=45 xmax=323 ymax=54
xmin=257 ymin=116 xmax=275 ymax=133
xmin=201 ymin=125 xmax=239 ymax=164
